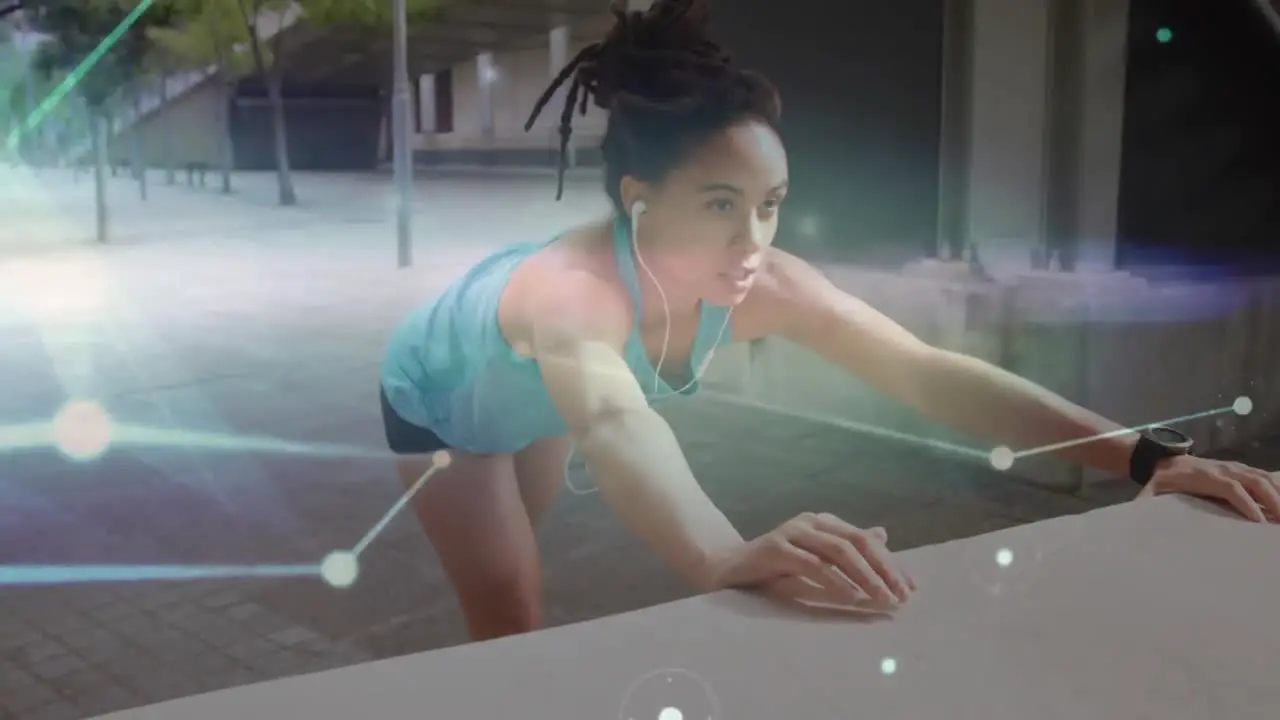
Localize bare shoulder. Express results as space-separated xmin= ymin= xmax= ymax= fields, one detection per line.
xmin=732 ymin=248 xmax=842 ymax=340
xmin=500 ymin=220 xmax=633 ymax=351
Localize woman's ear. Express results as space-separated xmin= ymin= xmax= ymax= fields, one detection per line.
xmin=618 ymin=175 xmax=649 ymax=217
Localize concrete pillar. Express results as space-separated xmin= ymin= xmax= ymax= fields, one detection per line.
xmin=1063 ymin=0 xmax=1130 ymax=269
xmin=965 ymin=0 xmax=1055 ymax=255
xmin=938 ymin=0 xmax=1131 ymax=271
xmin=477 ymin=52 xmax=496 ymax=151
xmin=418 ymin=74 xmax=436 ymax=134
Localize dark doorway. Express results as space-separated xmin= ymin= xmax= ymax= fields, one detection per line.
xmin=1119 ymin=0 xmax=1280 ymax=274
xmin=711 ymin=0 xmax=945 ymax=265
xmin=434 ymin=68 xmax=454 ymax=134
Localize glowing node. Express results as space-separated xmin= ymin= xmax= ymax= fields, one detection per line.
xmin=320 ymin=551 xmax=360 ymax=588
xmin=995 ymin=548 xmax=1014 ymax=567
xmin=619 ymin=668 xmax=718 ymax=720
xmin=1233 ymin=396 xmax=1253 ymax=416
xmin=880 ymin=657 xmax=897 ymax=675
xmin=53 ymin=400 xmax=113 ymax=461
xmin=988 ymin=445 xmax=1015 ymax=471
xmin=431 ymin=450 xmax=452 ymax=469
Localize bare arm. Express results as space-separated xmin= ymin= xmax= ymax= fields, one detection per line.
xmin=529 ymin=274 xmax=745 ymax=591
xmin=753 ymin=251 xmax=1138 ymax=475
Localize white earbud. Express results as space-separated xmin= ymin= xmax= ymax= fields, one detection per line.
xmin=631 ymin=199 xmax=647 ymax=217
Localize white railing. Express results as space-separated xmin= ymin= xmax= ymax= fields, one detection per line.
xmin=63 ymin=3 xmax=303 ymax=162
xmin=703 ymin=263 xmax=1280 ymax=494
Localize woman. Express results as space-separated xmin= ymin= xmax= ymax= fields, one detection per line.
xmin=381 ymin=0 xmax=1279 ymax=642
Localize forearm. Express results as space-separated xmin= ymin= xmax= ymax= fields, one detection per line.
xmin=578 ymin=407 xmax=745 ymax=592
xmin=913 ymin=349 xmax=1138 ymax=476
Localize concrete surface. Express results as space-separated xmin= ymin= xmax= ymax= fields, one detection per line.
xmin=0 ymin=167 xmax=1274 ymax=719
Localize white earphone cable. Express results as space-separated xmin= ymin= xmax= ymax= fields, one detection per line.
xmin=563 ymin=205 xmax=733 ymax=494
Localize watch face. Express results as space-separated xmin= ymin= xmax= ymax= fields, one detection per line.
xmin=1149 ymin=426 xmax=1192 ymax=447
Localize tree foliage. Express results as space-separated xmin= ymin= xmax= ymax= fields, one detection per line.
xmin=297 ymin=0 xmax=444 ymax=28
xmin=147 ymin=0 xmax=257 ymax=77
xmin=23 ymin=0 xmax=177 ymax=108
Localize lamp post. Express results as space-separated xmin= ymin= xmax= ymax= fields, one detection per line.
xmin=392 ymin=0 xmax=414 ymax=268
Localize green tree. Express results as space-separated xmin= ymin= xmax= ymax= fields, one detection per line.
xmin=298 ymin=0 xmax=442 ymax=28
xmin=149 ymin=0 xmax=257 ymax=194
xmin=226 ymin=0 xmax=445 ymax=207
xmin=231 ymin=0 xmax=297 ymax=205
xmin=23 ymin=0 xmax=177 ymax=240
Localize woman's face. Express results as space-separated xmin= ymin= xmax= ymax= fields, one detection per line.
xmin=621 ymin=119 xmax=789 ymax=307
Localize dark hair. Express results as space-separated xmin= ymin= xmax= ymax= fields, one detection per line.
xmin=524 ymin=0 xmax=782 ymax=206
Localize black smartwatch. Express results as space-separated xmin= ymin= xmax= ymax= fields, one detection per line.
xmin=1128 ymin=425 xmax=1194 ymax=486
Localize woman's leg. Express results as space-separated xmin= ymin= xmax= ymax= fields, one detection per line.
xmin=397 ymin=452 xmax=544 ymax=641
xmin=513 ymin=435 xmax=572 ymax=528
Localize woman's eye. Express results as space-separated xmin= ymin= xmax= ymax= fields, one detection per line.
xmin=706 ymin=198 xmax=735 ymax=212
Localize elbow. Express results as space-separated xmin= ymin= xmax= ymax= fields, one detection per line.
xmin=573 ymin=401 xmax=661 ymax=449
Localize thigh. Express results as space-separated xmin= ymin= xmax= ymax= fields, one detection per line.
xmin=381 ymin=388 xmax=541 ymax=612
xmin=397 ymin=452 xmax=540 ymax=604
xmin=513 ymin=435 xmax=573 ymax=528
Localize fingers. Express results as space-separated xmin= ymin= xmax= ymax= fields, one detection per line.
xmin=763 ymin=575 xmax=896 ymax=614
xmin=1239 ymin=467 xmax=1280 ymax=522
xmin=816 ymin=518 xmax=913 ymax=602
xmin=868 ymin=526 xmax=918 ymax=592
xmin=789 ymin=514 xmax=911 ymax=604
xmin=769 ymin=540 xmax=869 ymax=606
xmin=1218 ymin=476 xmax=1266 ymax=523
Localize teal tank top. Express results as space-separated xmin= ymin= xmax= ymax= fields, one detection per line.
xmin=380 ymin=216 xmax=734 ymax=454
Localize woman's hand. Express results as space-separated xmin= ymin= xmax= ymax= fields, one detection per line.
xmin=714 ymin=512 xmax=916 ymax=608
xmin=1141 ymin=455 xmax=1280 ymax=523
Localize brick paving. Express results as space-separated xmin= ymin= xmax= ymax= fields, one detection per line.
xmin=0 ymin=167 xmax=1274 ymax=719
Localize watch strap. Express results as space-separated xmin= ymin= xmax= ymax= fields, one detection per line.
xmin=1129 ymin=432 xmax=1175 ymax=487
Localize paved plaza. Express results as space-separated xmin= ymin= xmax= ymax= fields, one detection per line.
xmin=0 ymin=167 xmax=1274 ymax=719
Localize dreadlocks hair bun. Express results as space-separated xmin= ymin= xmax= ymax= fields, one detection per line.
xmin=524 ymin=0 xmax=782 ymax=203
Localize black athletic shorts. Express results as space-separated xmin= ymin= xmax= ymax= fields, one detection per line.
xmin=380 ymin=387 xmax=452 ymax=455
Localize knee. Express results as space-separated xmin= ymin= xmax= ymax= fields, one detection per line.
xmin=457 ymin=570 xmax=542 ymax=639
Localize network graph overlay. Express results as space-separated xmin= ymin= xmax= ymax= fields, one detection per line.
xmin=0 ymin=398 xmax=451 ymax=589
xmin=0 ymin=392 xmax=1255 ymax=590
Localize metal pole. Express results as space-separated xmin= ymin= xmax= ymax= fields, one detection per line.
xmin=392 ymin=0 xmax=414 ymax=268
xmin=19 ymin=22 xmax=38 ymax=165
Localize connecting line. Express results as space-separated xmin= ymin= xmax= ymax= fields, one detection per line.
xmin=0 ymin=563 xmax=321 ymax=587
xmin=0 ymin=419 xmax=391 ymax=460
xmin=109 ymin=424 xmax=390 ymax=460
xmin=1011 ymin=405 xmax=1235 ymax=459
xmin=0 ymin=422 xmax=53 ymax=453
xmin=5 ymin=0 xmax=156 ymax=151
xmin=699 ymin=391 xmax=991 ymax=462
xmin=351 ymin=456 xmax=447 ymax=557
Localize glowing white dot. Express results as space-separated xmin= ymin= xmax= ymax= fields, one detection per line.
xmin=1233 ymin=396 xmax=1253 ymax=416
xmin=988 ymin=446 xmax=1015 ymax=471
xmin=432 ymin=450 xmax=452 ymax=469
xmin=320 ymin=551 xmax=360 ymax=588
xmin=53 ymin=400 xmax=113 ymax=461
xmin=995 ymin=548 xmax=1014 ymax=567
xmin=657 ymin=708 xmax=683 ymax=720
xmin=880 ymin=657 xmax=897 ymax=675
